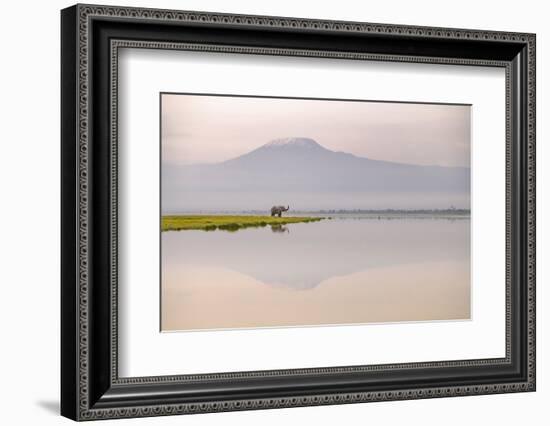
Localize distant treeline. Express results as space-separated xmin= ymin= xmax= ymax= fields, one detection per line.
xmin=310 ymin=208 xmax=470 ymax=215
xmin=170 ymin=208 xmax=470 ymax=216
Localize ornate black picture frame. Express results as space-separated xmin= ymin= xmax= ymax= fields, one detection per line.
xmin=61 ymin=4 xmax=536 ymax=421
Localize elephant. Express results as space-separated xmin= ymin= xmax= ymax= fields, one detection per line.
xmin=270 ymin=205 xmax=289 ymax=217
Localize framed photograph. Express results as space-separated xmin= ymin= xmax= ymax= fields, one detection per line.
xmin=61 ymin=4 xmax=536 ymax=421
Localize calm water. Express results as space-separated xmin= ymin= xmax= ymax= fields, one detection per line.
xmin=161 ymin=216 xmax=470 ymax=331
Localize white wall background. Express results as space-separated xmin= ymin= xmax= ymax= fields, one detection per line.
xmin=0 ymin=0 xmax=546 ymax=424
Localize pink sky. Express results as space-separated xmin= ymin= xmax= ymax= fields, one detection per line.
xmin=161 ymin=93 xmax=471 ymax=167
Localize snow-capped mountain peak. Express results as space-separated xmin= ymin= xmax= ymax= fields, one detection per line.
xmin=262 ymin=137 xmax=324 ymax=149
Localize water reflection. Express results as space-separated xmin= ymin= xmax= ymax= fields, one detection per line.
xmin=270 ymin=224 xmax=289 ymax=233
xmin=162 ymin=216 xmax=470 ymax=331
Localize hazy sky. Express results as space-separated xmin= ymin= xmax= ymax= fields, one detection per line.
xmin=161 ymin=94 xmax=471 ymax=167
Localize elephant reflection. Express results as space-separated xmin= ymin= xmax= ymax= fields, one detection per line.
xmin=270 ymin=224 xmax=289 ymax=234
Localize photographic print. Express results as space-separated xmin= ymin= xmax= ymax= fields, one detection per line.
xmin=160 ymin=93 xmax=471 ymax=332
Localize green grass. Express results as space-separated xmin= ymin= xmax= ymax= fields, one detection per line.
xmin=162 ymin=215 xmax=324 ymax=232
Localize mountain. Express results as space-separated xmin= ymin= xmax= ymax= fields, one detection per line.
xmin=162 ymin=137 xmax=470 ymax=212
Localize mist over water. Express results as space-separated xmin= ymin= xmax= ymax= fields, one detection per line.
xmin=162 ymin=191 xmax=470 ymax=214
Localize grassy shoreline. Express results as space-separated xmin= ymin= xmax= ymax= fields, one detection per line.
xmin=162 ymin=215 xmax=324 ymax=232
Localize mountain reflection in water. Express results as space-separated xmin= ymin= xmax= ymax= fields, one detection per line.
xmin=161 ymin=216 xmax=470 ymax=331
